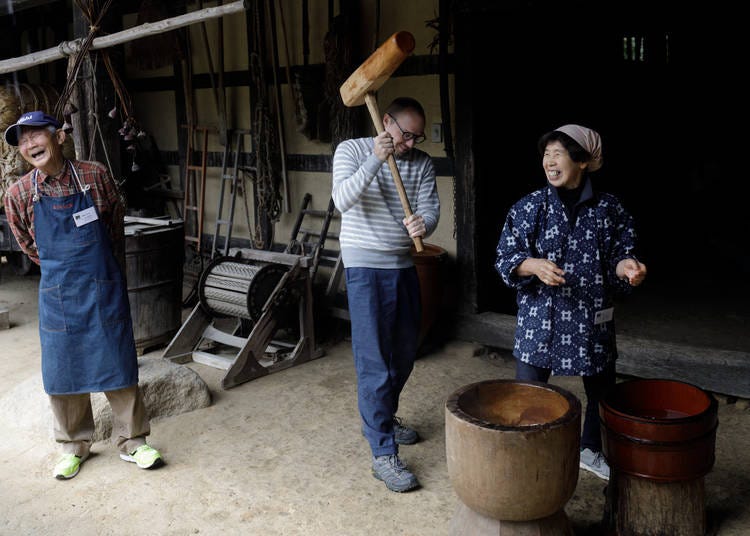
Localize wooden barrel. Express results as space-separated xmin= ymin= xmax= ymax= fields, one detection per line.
xmin=125 ymin=220 xmax=184 ymax=355
xmin=600 ymin=378 xmax=718 ymax=482
xmin=600 ymin=378 xmax=719 ymax=536
xmin=445 ymin=379 xmax=581 ymax=522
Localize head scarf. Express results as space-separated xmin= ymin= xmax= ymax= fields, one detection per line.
xmin=554 ymin=124 xmax=603 ymax=172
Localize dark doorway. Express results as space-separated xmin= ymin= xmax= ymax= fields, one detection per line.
xmin=454 ymin=1 xmax=748 ymax=350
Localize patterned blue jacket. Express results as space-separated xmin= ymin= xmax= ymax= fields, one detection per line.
xmin=495 ymin=180 xmax=639 ymax=375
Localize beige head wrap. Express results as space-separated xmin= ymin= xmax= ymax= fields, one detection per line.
xmin=554 ymin=124 xmax=603 ymax=172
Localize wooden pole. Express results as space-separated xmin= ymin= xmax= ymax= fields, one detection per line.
xmin=0 ymin=0 xmax=248 ymax=75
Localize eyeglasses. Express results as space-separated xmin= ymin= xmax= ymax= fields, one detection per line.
xmin=386 ymin=113 xmax=426 ymax=144
xmin=18 ymin=128 xmax=53 ymax=148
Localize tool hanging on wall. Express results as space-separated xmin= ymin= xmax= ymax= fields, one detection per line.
xmin=197 ymin=0 xmax=228 ymax=147
xmin=267 ymin=0 xmax=291 ymax=213
xmin=293 ymin=0 xmax=325 ymax=141
xmin=276 ymin=0 xmax=305 ymax=136
xmin=246 ymin=0 xmax=283 ymax=249
xmin=320 ymin=0 xmax=360 ymax=148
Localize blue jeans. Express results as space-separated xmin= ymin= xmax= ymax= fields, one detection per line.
xmin=345 ymin=267 xmax=421 ymax=457
xmin=515 ymin=359 xmax=616 ymax=452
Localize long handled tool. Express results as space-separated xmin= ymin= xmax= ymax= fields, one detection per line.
xmin=339 ymin=31 xmax=424 ymax=252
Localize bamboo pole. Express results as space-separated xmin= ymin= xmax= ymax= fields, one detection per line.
xmin=0 ymin=0 xmax=248 ymax=75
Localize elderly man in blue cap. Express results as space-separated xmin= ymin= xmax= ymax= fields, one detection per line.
xmin=3 ymin=110 xmax=164 ymax=479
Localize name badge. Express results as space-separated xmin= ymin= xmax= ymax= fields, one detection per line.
xmin=594 ymin=307 xmax=614 ymax=325
xmin=73 ymin=206 xmax=98 ymax=227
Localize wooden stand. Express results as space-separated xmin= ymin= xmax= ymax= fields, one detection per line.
xmin=450 ymin=502 xmax=573 ymax=536
xmin=162 ymin=250 xmax=323 ymax=389
xmin=603 ymin=469 xmax=706 ymax=536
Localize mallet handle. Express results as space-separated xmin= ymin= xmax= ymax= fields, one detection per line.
xmin=364 ymin=92 xmax=424 ymax=252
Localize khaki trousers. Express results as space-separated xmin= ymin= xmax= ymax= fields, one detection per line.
xmin=49 ymin=384 xmax=150 ymax=457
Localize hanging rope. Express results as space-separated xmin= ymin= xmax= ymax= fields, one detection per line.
xmin=247 ymin=0 xmax=283 ymax=249
xmin=322 ymin=11 xmax=358 ymax=151
xmin=54 ymin=0 xmax=148 ymax=185
xmin=54 ymin=0 xmax=114 ymax=118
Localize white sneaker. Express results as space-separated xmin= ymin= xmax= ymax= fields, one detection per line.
xmin=579 ymin=448 xmax=610 ymax=481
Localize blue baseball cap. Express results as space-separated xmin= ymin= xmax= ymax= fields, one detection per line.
xmin=3 ymin=110 xmax=63 ymax=146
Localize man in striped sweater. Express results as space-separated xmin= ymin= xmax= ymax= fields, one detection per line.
xmin=332 ymin=97 xmax=440 ymax=492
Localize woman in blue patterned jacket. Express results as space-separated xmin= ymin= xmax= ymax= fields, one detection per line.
xmin=494 ymin=124 xmax=647 ymax=481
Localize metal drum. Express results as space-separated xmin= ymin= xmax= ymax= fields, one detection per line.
xmin=198 ymin=257 xmax=289 ymax=321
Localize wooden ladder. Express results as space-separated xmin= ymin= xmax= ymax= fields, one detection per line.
xmin=182 ymin=124 xmax=212 ymax=255
xmin=211 ymin=129 xmax=252 ymax=258
xmin=284 ymin=193 xmax=338 ymax=282
xmin=284 ymin=194 xmax=347 ymax=320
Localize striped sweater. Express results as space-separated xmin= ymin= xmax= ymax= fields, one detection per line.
xmin=332 ymin=137 xmax=440 ymax=268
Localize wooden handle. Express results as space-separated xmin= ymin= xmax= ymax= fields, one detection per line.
xmin=364 ymin=93 xmax=424 ymax=252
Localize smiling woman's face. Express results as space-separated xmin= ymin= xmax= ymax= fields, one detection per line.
xmin=18 ymin=126 xmax=65 ymax=175
xmin=542 ymin=140 xmax=587 ymax=190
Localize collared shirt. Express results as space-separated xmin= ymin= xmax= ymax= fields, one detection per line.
xmin=3 ymin=160 xmax=126 ymax=268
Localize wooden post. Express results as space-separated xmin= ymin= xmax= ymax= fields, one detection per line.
xmin=603 ymin=469 xmax=706 ymax=536
xmin=66 ymin=4 xmax=120 ymax=176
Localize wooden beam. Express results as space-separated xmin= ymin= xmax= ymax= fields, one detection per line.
xmin=452 ymin=311 xmax=750 ymax=399
xmin=0 ymin=0 xmax=248 ymax=75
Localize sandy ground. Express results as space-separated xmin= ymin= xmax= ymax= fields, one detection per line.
xmin=1 ymin=262 xmax=749 ymax=536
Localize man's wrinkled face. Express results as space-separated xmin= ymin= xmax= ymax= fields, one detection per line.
xmin=17 ymin=126 xmax=63 ymax=172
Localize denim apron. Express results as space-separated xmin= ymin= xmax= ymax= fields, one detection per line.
xmin=33 ymin=162 xmax=138 ymax=395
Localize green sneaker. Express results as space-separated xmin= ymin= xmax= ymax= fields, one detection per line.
xmin=120 ymin=445 xmax=164 ymax=469
xmin=53 ymin=453 xmax=87 ymax=480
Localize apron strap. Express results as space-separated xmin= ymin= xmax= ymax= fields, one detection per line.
xmin=32 ymin=160 xmax=89 ymax=202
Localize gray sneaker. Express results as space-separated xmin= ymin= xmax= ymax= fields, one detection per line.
xmin=579 ymin=448 xmax=610 ymax=481
xmin=360 ymin=416 xmax=420 ymax=445
xmin=393 ymin=416 xmax=419 ymax=445
xmin=372 ymin=454 xmax=420 ymax=492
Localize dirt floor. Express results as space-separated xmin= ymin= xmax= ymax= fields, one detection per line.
xmin=1 ymin=261 xmax=750 ymax=536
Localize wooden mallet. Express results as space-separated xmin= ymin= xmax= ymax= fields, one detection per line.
xmin=339 ymin=30 xmax=424 ymax=252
